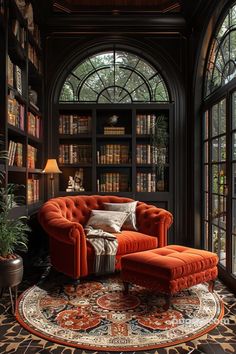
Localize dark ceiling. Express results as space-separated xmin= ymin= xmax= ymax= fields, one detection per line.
xmin=52 ymin=0 xmax=181 ymax=13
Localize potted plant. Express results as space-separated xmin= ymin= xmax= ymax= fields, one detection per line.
xmin=0 ymin=150 xmax=30 ymax=313
xmin=151 ymin=115 xmax=169 ymax=191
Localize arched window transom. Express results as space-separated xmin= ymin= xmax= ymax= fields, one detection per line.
xmin=205 ymin=3 xmax=236 ymax=97
xmin=59 ymin=50 xmax=170 ymax=103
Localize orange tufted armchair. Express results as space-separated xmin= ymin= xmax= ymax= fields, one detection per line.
xmin=38 ymin=195 xmax=173 ymax=279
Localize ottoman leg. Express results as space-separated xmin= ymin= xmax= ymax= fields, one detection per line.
xmin=163 ymin=294 xmax=171 ymax=311
xmin=123 ymin=281 xmax=129 ymax=295
xmin=208 ymin=280 xmax=215 ymax=293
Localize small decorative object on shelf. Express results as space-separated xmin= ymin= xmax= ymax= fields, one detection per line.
xmin=107 ymin=114 xmax=119 ymax=126
xmin=28 ymin=86 xmax=38 ymax=106
xmin=66 ymin=176 xmax=75 ymax=192
xmin=74 ymin=169 xmax=85 ymax=191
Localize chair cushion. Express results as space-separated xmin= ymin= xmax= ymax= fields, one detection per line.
xmin=86 ymin=230 xmax=157 ymax=258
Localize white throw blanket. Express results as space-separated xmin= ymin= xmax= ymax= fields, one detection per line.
xmin=84 ymin=226 xmax=118 ymax=275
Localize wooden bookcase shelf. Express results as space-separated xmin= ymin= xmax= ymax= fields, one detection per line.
xmin=0 ymin=0 xmax=44 ymax=216
xmin=55 ymin=104 xmax=172 ymax=204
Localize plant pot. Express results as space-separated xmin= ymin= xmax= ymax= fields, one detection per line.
xmin=0 ymin=254 xmax=23 ymax=288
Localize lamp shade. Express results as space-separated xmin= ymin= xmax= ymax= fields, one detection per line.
xmin=42 ymin=159 xmax=62 ymax=174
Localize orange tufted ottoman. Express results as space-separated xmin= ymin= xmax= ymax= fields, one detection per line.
xmin=121 ymin=245 xmax=218 ymax=309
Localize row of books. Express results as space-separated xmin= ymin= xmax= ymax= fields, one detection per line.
xmin=97 ymin=173 xmax=129 ymax=192
xmin=28 ymin=145 xmax=38 ymax=169
xmin=59 ymin=144 xmax=92 ymax=164
xmin=28 ymin=43 xmax=42 ymax=73
xmin=136 ymin=114 xmax=158 ymax=135
xmin=59 ymin=115 xmax=92 ymax=135
xmin=27 ymin=178 xmax=40 ymax=204
xmin=8 ymin=57 xmax=23 ymax=95
xmin=28 ymin=112 xmax=41 ymax=138
xmin=136 ymin=145 xmax=167 ymax=164
xmin=15 ymin=1 xmax=41 ymax=48
xmin=137 ymin=172 xmax=164 ymax=192
xmin=8 ymin=141 xmax=23 ymax=167
xmin=12 ymin=18 xmax=25 ymax=48
xmin=8 ymin=95 xmax=25 ymax=130
xmin=97 ymin=145 xmax=130 ymax=164
xmin=104 ymin=126 xmax=126 ymax=135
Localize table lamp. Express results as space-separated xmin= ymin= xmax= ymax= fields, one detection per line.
xmin=42 ymin=159 xmax=62 ymax=197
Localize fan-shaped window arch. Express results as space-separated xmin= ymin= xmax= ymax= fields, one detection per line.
xmin=205 ymin=3 xmax=236 ymax=97
xmin=59 ymin=50 xmax=170 ymax=103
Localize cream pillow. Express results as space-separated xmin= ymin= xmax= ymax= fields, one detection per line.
xmin=103 ymin=201 xmax=138 ymax=231
xmin=85 ymin=210 xmax=128 ymax=233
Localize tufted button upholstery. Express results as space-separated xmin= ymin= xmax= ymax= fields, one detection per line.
xmin=38 ymin=195 xmax=173 ymax=279
xmin=121 ymin=245 xmax=218 ymax=295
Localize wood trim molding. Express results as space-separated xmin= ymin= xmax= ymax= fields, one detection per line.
xmin=46 ymin=14 xmax=186 ymax=34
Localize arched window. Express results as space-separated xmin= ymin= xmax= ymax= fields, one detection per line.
xmin=59 ymin=50 xmax=170 ymax=103
xmin=205 ymin=3 xmax=236 ymax=97
xmin=203 ymin=3 xmax=236 ymax=280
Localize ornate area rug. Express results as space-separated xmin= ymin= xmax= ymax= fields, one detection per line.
xmin=16 ymin=276 xmax=224 ymax=351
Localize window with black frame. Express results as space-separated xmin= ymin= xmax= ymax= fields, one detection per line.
xmin=203 ymin=2 xmax=236 ymax=276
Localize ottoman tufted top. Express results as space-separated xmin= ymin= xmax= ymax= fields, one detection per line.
xmin=121 ymin=245 xmax=218 ymax=280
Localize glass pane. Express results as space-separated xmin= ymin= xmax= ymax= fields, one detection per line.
xmin=212 ymin=226 xmax=226 ymax=266
xmin=115 ymin=51 xmax=138 ymax=67
xmin=79 ymin=85 xmax=98 ymax=102
xmin=212 ymin=138 xmax=219 ymax=162
xmin=219 ymin=100 xmax=226 ymax=134
xmin=233 ymin=132 xmax=236 ymax=159
xmin=131 ymin=84 xmax=150 ymax=102
xmin=136 ymin=61 xmax=155 ymax=79
xmin=212 ymin=164 xmax=218 ymax=193
xmin=204 ymin=142 xmax=208 ymax=163
xmin=204 ymin=192 xmax=208 ymax=220
xmin=212 ymin=194 xmax=219 ymax=222
xmin=90 ymin=51 xmax=114 ymax=67
xmin=73 ymin=60 xmax=94 ymax=81
xmin=232 ymin=199 xmax=236 ymax=235
xmin=204 ymin=222 xmax=209 ymax=249
xmin=230 ymin=31 xmax=236 ymax=66
xmin=212 ymin=225 xmax=219 ymax=253
xmin=232 ymin=91 xmax=236 ymax=130
xmin=204 ymin=111 xmax=209 ymax=139
xmin=60 ymin=82 xmax=75 ymax=101
xmin=219 ymin=136 xmax=226 ymax=161
xmin=219 ymin=163 xmax=226 ymax=195
xmin=115 ymin=67 xmax=129 ymax=88
xmin=212 ymin=104 xmax=218 ymax=137
xmin=219 ymin=195 xmax=226 ymax=230
xmin=219 ymin=229 xmax=226 ymax=266
xmin=204 ymin=165 xmax=208 ymax=191
xmin=233 ymin=163 xmax=236 ymax=197
xmin=126 ymin=72 xmax=145 ymax=92
xmin=155 ymin=81 xmax=169 ymax=101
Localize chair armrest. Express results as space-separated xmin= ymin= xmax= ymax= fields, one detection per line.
xmin=38 ymin=208 xmax=85 ymax=244
xmin=136 ymin=203 xmax=173 ymax=247
xmin=38 ymin=204 xmax=88 ymax=278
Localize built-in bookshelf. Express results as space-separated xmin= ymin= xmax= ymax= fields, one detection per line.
xmin=56 ymin=105 xmax=172 ymax=204
xmin=0 ymin=0 xmax=44 ymax=216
